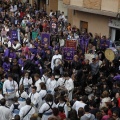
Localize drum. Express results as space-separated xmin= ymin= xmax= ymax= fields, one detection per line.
xmin=105 ymin=47 xmax=118 ymax=61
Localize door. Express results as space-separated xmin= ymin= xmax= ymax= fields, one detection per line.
xmin=80 ymin=21 xmax=88 ymax=34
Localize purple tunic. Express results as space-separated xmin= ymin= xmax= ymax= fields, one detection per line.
xmin=2 ymin=62 xmax=10 ymax=72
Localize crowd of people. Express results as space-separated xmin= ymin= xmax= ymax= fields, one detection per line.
xmin=0 ymin=0 xmax=120 ymax=120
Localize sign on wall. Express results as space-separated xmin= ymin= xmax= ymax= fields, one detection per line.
xmin=108 ymin=19 xmax=120 ymax=29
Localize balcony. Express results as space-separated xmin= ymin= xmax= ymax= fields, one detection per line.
xmin=64 ymin=0 xmax=120 ymax=17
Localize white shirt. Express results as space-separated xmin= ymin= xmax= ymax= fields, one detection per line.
xmin=57 ymin=77 xmax=65 ymax=87
xmin=0 ymin=106 xmax=12 ymax=120
xmin=3 ymin=80 xmax=18 ymax=97
xmin=59 ymin=39 xmax=65 ymax=47
xmin=72 ymin=101 xmax=86 ymax=114
xmin=19 ymin=77 xmax=32 ymax=88
xmin=51 ymin=54 xmax=62 ymax=70
xmin=49 ymin=12 xmax=53 ymax=17
xmin=39 ymin=89 xmax=47 ymax=101
xmin=41 ymin=75 xmax=48 ymax=83
xmin=10 ymin=102 xmax=20 ymax=117
xmin=16 ymin=91 xmax=29 ymax=108
xmin=64 ymin=78 xmax=74 ymax=92
xmin=39 ymin=102 xmax=56 ymax=120
xmin=8 ymin=41 xmax=12 ymax=48
xmin=14 ymin=5 xmax=17 ymax=12
xmin=12 ymin=42 xmax=21 ymax=51
xmin=46 ymin=78 xmax=57 ymax=93
xmin=29 ymin=92 xmax=42 ymax=108
xmin=57 ymin=102 xmax=68 ymax=117
xmin=23 ymin=37 xmax=29 ymax=43
xmin=35 ymin=79 xmax=44 ymax=92
xmin=19 ymin=105 xmax=35 ymax=120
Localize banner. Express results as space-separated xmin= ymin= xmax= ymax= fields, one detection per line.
xmin=41 ymin=33 xmax=50 ymax=45
xmin=32 ymin=32 xmax=38 ymax=40
xmin=50 ymin=21 xmax=58 ymax=33
xmin=11 ymin=30 xmax=18 ymax=41
xmin=63 ymin=47 xmax=75 ymax=61
xmin=66 ymin=40 xmax=77 ymax=50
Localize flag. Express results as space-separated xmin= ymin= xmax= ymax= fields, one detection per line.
xmin=63 ymin=47 xmax=75 ymax=61
xmin=41 ymin=33 xmax=50 ymax=45
xmin=50 ymin=21 xmax=58 ymax=33
xmin=10 ymin=30 xmax=18 ymax=41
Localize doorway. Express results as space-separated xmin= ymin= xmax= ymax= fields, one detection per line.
xmin=80 ymin=21 xmax=88 ymax=34
xmin=115 ymin=29 xmax=120 ymax=41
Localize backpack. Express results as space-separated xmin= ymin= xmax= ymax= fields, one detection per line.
xmin=13 ymin=103 xmax=20 ymax=115
xmin=58 ymin=103 xmax=66 ymax=113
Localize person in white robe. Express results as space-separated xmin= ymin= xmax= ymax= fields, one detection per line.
xmin=64 ymin=73 xmax=74 ymax=101
xmin=57 ymin=76 xmax=66 ymax=87
xmin=56 ymin=96 xmax=68 ymax=117
xmin=51 ymin=49 xmax=62 ymax=72
xmin=19 ymin=71 xmax=32 ymax=93
xmin=12 ymin=40 xmax=21 ymax=51
xmin=19 ymin=98 xmax=35 ymax=120
xmin=46 ymin=74 xmax=57 ymax=95
xmin=16 ymin=85 xmax=29 ymax=108
xmin=10 ymin=97 xmax=20 ymax=118
xmin=41 ymin=70 xmax=49 ymax=83
xmin=3 ymin=74 xmax=18 ymax=106
xmin=39 ymin=82 xmax=47 ymax=104
xmin=39 ymin=94 xmax=56 ymax=120
xmin=0 ymin=98 xmax=12 ymax=120
xmin=29 ymin=86 xmax=42 ymax=112
xmin=34 ymin=73 xmax=44 ymax=92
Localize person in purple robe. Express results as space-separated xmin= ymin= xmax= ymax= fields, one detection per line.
xmin=100 ymin=36 xmax=109 ymax=50
xmin=25 ymin=51 xmax=35 ymax=61
xmin=8 ymin=48 xmax=16 ymax=59
xmin=44 ymin=43 xmax=52 ymax=51
xmin=18 ymin=58 xmax=24 ymax=68
xmin=2 ymin=56 xmax=11 ymax=73
xmin=114 ymin=72 xmax=120 ymax=81
xmin=37 ymin=46 xmax=45 ymax=59
xmin=4 ymin=48 xmax=9 ymax=57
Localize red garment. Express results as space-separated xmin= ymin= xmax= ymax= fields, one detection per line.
xmin=20 ymin=12 xmax=25 ymax=18
xmin=102 ymin=115 xmax=110 ymax=120
xmin=108 ymin=109 xmax=112 ymax=117
xmin=22 ymin=47 xmax=29 ymax=55
xmin=118 ymin=98 xmax=120 ymax=107
xmin=59 ymin=112 xmax=66 ymax=120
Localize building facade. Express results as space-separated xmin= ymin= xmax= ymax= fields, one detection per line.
xmin=63 ymin=0 xmax=120 ymax=42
